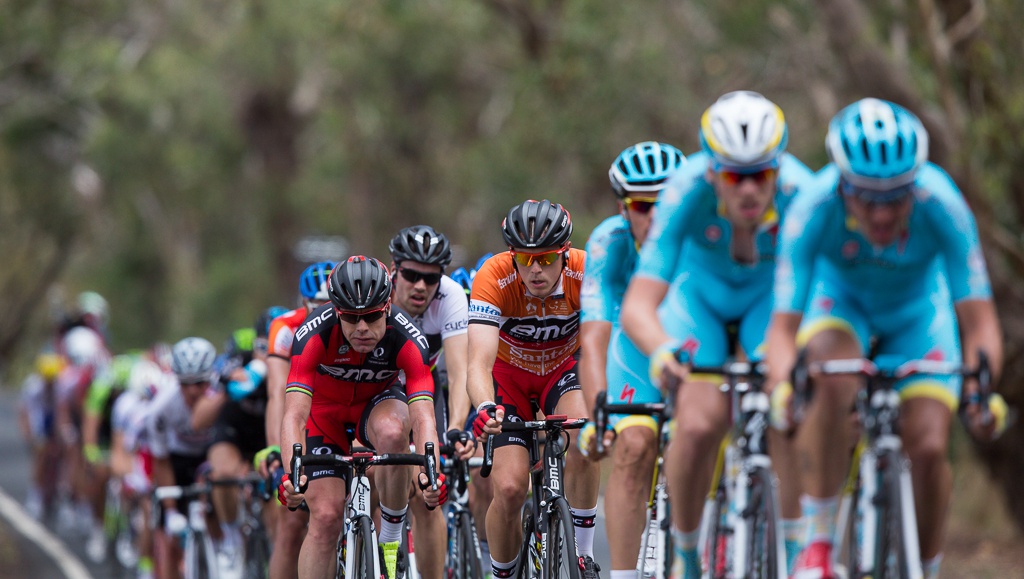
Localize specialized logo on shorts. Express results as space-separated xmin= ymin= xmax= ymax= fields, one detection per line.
xmin=620 ymin=383 xmax=636 ymax=404
xmin=317 ymin=365 xmax=398 ymax=383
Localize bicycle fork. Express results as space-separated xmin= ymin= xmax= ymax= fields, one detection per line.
xmin=855 ymin=437 xmax=923 ymax=579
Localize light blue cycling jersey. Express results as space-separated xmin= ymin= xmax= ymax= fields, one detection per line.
xmin=630 ymin=151 xmax=816 ymax=366
xmin=774 ymin=162 xmax=992 ymax=408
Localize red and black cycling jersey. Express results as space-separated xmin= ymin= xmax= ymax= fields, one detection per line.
xmin=285 ymin=304 xmax=435 ymax=406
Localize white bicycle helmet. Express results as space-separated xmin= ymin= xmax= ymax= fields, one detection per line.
xmin=699 ymin=91 xmax=788 ymax=168
xmin=128 ymin=359 xmax=167 ymax=400
xmin=63 ymin=326 xmax=107 ymax=368
xmin=170 ymin=337 xmax=217 ymax=383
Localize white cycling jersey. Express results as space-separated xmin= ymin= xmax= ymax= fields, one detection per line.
xmin=144 ymin=385 xmax=215 ymax=458
xmin=409 ymin=275 xmax=469 ymax=385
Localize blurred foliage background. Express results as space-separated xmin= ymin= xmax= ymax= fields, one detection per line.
xmin=3 ymin=0 xmax=1024 ymax=533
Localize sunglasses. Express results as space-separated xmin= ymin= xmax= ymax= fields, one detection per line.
xmin=512 ymin=249 xmax=564 ymax=267
xmin=840 ymin=179 xmax=914 ymax=206
xmin=623 ymin=197 xmax=657 ymax=214
xmin=717 ymin=167 xmax=777 ymax=186
xmin=397 ymin=267 xmax=442 ymax=286
xmin=337 ymin=305 xmax=389 ymax=325
xmin=179 ymin=380 xmax=210 ymax=388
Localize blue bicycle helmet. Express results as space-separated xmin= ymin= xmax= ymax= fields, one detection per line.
xmin=450 ymin=267 xmax=473 ymax=297
xmin=299 ymin=261 xmax=336 ymax=301
xmin=473 ymin=253 xmax=495 ymax=272
xmin=609 ymin=142 xmax=686 ymax=198
xmin=826 ymin=98 xmax=928 ymax=190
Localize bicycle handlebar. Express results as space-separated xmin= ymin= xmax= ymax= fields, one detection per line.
xmin=480 ymin=414 xmax=587 ymax=478
xmin=593 ymin=392 xmax=669 ymax=455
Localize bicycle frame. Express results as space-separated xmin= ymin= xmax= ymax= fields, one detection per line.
xmin=592 ymin=394 xmax=673 ymax=579
xmin=440 ymin=432 xmax=486 ymax=579
xmin=482 ymin=414 xmax=588 ymax=579
xmin=695 ymin=362 xmax=785 ymax=579
xmin=292 ymin=442 xmax=438 ymax=579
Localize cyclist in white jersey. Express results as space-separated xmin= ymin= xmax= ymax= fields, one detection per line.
xmin=147 ymin=337 xmax=219 ymax=579
xmin=389 ymin=225 xmax=471 ymax=579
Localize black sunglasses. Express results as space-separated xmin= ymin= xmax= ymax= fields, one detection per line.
xmin=337 ymin=307 xmax=389 ymax=325
xmin=397 ymin=267 xmax=442 ymax=286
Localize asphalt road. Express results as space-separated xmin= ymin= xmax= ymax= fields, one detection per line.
xmin=0 ymin=388 xmax=616 ymax=578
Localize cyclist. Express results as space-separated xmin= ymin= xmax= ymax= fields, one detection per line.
xmin=764 ymin=98 xmax=1004 ymax=579
xmin=191 ymin=324 xmax=273 ymax=571
xmin=110 ymin=356 xmax=170 ymax=579
xmin=81 ymin=352 xmax=140 ymax=561
xmin=579 ymin=141 xmax=685 ymax=579
xmin=468 ymin=199 xmax=602 ymax=579
xmin=619 ymin=91 xmax=814 ymax=578
xmin=18 ymin=353 xmax=67 ymax=520
xmin=147 ymin=337 xmax=219 ymax=579
xmin=389 ymin=225 xmax=471 ymax=579
xmin=278 ymin=256 xmax=447 ymax=579
xmin=260 ymin=261 xmax=335 ymax=579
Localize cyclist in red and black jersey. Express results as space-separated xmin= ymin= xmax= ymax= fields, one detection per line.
xmin=279 ymin=256 xmax=446 ymax=579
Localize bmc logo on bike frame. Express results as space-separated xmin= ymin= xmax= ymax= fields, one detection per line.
xmin=548 ymin=456 xmax=560 ymax=492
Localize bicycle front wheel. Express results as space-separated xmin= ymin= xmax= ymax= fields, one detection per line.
xmin=345 ymin=517 xmax=377 ymax=579
xmin=457 ymin=510 xmax=484 ymax=579
xmin=244 ymin=525 xmax=271 ymax=578
xmin=545 ymin=498 xmax=582 ymax=579
xmin=737 ymin=466 xmax=784 ymax=579
xmin=874 ymin=450 xmax=918 ymax=579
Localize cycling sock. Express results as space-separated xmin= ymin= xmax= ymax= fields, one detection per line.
xmin=781 ymin=518 xmax=804 ymax=573
xmin=670 ymin=527 xmax=701 ymax=579
xmin=922 ymin=553 xmax=942 ymax=579
xmin=571 ymin=506 xmax=598 ymax=557
xmin=610 ymin=570 xmax=636 ymax=579
xmin=480 ymin=540 xmax=492 ymax=568
xmin=138 ymin=556 xmax=154 ymax=572
xmin=799 ymin=494 xmax=838 ymax=545
xmin=379 ymin=505 xmax=408 ymax=544
xmin=491 ymin=555 xmax=518 ymax=579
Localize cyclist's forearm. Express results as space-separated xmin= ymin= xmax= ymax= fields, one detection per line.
xmin=280 ymin=391 xmax=311 ymax=468
xmin=152 ymin=456 xmax=176 ymax=510
xmin=579 ymin=321 xmax=612 ymax=416
xmin=620 ymin=278 xmax=672 ymax=356
xmin=444 ymin=334 xmax=471 ymax=429
xmin=264 ymin=357 xmax=290 ymax=447
xmin=956 ymin=298 xmax=1004 ymax=383
xmin=409 ymin=400 xmax=440 ymax=453
xmin=765 ymin=312 xmax=802 ymax=386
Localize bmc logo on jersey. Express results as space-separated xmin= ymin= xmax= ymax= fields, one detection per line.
xmin=506 ymin=315 xmax=579 ymax=342
xmin=394 ymin=311 xmax=430 ymax=350
xmin=317 ymin=365 xmax=398 ymax=383
xmin=295 ymin=309 xmax=333 ymax=342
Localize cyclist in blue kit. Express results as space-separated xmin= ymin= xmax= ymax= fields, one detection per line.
xmin=619 ymin=91 xmax=815 ymax=578
xmin=579 ymin=141 xmax=686 ymax=579
xmin=764 ymin=98 xmax=1004 ymax=579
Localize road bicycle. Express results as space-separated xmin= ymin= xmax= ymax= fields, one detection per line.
xmin=591 ymin=393 xmax=673 ymax=579
xmin=440 ymin=429 xmax=486 ymax=579
xmin=290 ymin=442 xmax=438 ymax=579
xmin=481 ymin=413 xmax=588 ymax=579
xmin=153 ymin=472 xmax=266 ymax=579
xmin=792 ymin=353 xmax=992 ymax=579
xmin=695 ymin=362 xmax=786 ymax=579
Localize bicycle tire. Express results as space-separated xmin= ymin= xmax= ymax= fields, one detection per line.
xmin=349 ymin=517 xmax=377 ymax=579
xmin=545 ymin=498 xmax=582 ymax=579
xmin=245 ymin=526 xmax=271 ymax=578
xmin=183 ymin=529 xmax=213 ymax=579
xmin=658 ymin=489 xmax=673 ymax=579
xmin=516 ymin=508 xmax=539 ymax=579
xmin=739 ymin=466 xmax=783 ymax=579
xmin=458 ymin=510 xmax=484 ymax=579
xmin=874 ymin=451 xmax=911 ymax=579
xmin=702 ymin=486 xmax=730 ymax=579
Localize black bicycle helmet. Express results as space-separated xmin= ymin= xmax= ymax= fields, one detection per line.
xmin=328 ymin=256 xmax=393 ymax=311
xmin=388 ymin=225 xmax=453 ymax=268
xmin=501 ymin=199 xmax=573 ymax=250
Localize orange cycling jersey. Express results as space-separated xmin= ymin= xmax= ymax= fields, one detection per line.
xmin=468 ymin=249 xmax=585 ymax=375
xmin=268 ymin=307 xmax=310 ymax=359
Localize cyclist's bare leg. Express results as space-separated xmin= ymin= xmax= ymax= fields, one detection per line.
xmin=485 ymin=445 xmax=531 ymax=563
xmin=666 ymin=380 xmax=729 ymax=533
xmin=365 ymin=399 xmax=414 ymax=533
xmin=300 ymin=475 xmax=347 ymax=579
xmin=796 ymin=330 xmax=861 ymax=496
xmin=900 ymin=396 xmax=952 ymax=561
xmin=270 ymin=505 xmax=308 ymax=579
xmin=605 ymin=424 xmax=657 ymax=572
xmin=409 ymin=480 xmax=445 ymax=579
xmin=208 ymin=442 xmax=244 ymax=529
